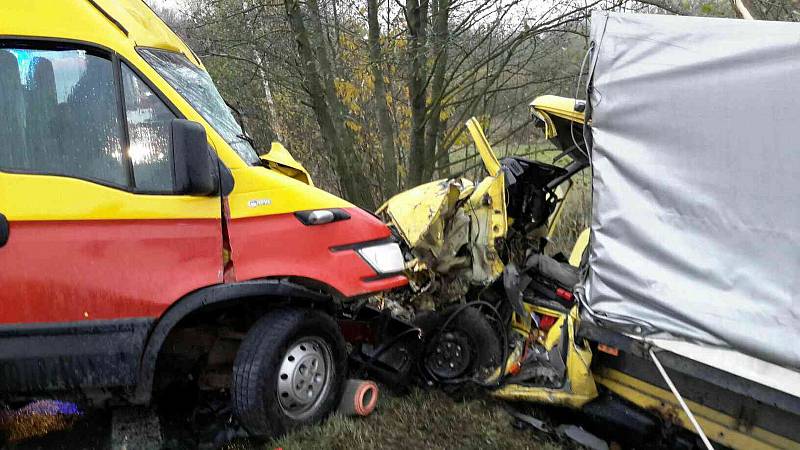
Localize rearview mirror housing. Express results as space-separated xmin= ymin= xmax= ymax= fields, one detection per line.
xmin=171 ymin=119 xmax=219 ymax=196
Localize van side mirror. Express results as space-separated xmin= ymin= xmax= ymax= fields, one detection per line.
xmin=171 ymin=119 xmax=219 ymax=196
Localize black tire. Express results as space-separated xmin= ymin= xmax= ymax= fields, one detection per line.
xmin=232 ymin=308 xmax=346 ymax=438
xmin=415 ymin=305 xmax=502 ymax=383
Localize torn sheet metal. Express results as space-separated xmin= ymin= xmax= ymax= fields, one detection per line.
xmin=379 ymin=118 xmax=507 ymax=303
xmin=494 ymin=307 xmax=597 ymax=408
xmin=586 ymin=12 xmax=800 ymax=368
xmin=378 ymin=177 xmax=473 ymax=254
xmin=370 ymin=109 xmax=598 ymax=409
xmin=530 ymin=95 xmax=586 ymax=139
xmin=260 ymin=142 xmax=313 ymax=185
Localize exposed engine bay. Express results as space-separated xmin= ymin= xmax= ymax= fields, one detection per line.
xmin=344 ymin=97 xmax=595 ymax=405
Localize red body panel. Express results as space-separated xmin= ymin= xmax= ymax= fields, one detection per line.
xmin=0 ymin=208 xmax=405 ymax=325
xmin=0 ymin=219 xmax=222 ymax=324
xmin=227 ymin=207 xmax=407 ymax=297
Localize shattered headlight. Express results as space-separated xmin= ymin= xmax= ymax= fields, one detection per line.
xmin=357 ymin=242 xmax=405 ymax=275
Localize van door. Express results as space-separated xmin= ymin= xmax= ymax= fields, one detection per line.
xmin=0 ymin=43 xmax=222 ymax=391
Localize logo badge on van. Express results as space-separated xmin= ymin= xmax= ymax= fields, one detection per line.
xmin=248 ymin=199 xmax=272 ymax=208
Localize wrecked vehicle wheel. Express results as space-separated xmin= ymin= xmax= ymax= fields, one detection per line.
xmin=425 ymin=330 xmax=472 ymax=379
xmin=232 ymin=308 xmax=346 ymax=438
xmin=416 ymin=305 xmax=502 ymax=383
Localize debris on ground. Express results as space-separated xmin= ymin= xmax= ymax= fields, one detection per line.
xmin=0 ymin=400 xmax=82 ymax=443
xmin=7 ymin=390 xmax=572 ymax=450
xmin=556 ymin=425 xmax=607 ymax=450
xmin=337 ymin=379 xmax=379 ymax=417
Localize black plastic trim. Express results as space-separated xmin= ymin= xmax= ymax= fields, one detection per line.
xmin=86 ymin=0 xmax=129 ymax=36
xmin=361 ymin=272 xmax=406 ymax=282
xmin=113 ymin=53 xmax=136 ymax=187
xmin=0 ymin=318 xmax=154 ymax=392
xmin=329 ymin=237 xmax=397 ymax=252
xmin=578 ymin=321 xmax=648 ymax=358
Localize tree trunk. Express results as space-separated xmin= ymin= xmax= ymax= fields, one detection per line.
xmin=406 ymin=0 xmax=429 ymax=187
xmin=242 ymin=1 xmax=278 ymax=143
xmin=306 ymin=0 xmax=373 ymax=208
xmin=423 ymin=0 xmax=449 ymax=181
xmin=283 ymin=0 xmax=372 ymax=208
xmin=367 ymin=0 xmax=399 ymax=198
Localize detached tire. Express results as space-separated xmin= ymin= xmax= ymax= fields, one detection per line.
xmin=232 ymin=308 xmax=346 ymax=437
xmin=416 ymin=305 xmax=502 ymax=383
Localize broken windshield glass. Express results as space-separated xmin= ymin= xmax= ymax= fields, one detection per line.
xmin=138 ymin=48 xmax=260 ymax=165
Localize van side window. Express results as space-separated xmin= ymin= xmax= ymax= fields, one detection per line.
xmin=121 ymin=64 xmax=176 ymax=192
xmin=0 ymin=48 xmax=127 ymax=185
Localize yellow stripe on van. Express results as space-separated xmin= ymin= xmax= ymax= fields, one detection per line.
xmin=0 ymin=172 xmax=218 ymax=221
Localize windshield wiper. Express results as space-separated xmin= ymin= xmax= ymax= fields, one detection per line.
xmin=235 ymin=133 xmax=256 ymax=147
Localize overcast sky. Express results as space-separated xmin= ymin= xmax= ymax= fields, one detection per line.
xmin=145 ymin=0 xmax=183 ymax=10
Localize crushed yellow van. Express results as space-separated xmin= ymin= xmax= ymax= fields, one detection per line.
xmin=373 ymin=93 xmax=800 ymax=450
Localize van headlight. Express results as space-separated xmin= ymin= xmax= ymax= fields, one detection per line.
xmin=357 ymin=242 xmax=405 ymax=275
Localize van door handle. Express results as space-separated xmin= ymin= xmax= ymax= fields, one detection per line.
xmin=0 ymin=213 xmax=8 ymax=248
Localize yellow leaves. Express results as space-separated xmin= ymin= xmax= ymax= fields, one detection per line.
xmin=322 ymin=27 xmax=415 ymax=185
xmin=389 ymin=35 xmax=408 ymax=51
xmin=338 ymin=32 xmax=361 ymax=53
xmin=345 ymin=119 xmax=362 ymax=133
xmin=335 ymin=79 xmax=363 ymax=114
xmin=439 ymin=105 xmax=453 ymax=121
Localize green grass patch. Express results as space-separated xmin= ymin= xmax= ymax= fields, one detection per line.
xmin=226 ymin=389 xmax=564 ymax=450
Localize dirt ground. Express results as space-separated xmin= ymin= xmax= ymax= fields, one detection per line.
xmin=5 ymin=389 xmax=573 ymax=450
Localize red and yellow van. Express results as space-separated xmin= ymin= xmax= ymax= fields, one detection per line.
xmin=0 ymin=0 xmax=406 ymax=436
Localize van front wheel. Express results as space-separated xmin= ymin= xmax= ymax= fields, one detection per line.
xmin=232 ymin=308 xmax=346 ymax=437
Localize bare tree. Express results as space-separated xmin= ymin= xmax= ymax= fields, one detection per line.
xmin=367 ymin=0 xmax=399 ymax=197
xmin=168 ymin=0 xmax=749 ymax=205
xmin=284 ymin=0 xmax=373 ymax=207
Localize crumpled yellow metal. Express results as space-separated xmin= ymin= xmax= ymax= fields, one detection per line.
xmin=493 ymin=306 xmax=598 ymax=408
xmin=260 ymin=142 xmax=314 ymax=186
xmin=379 ymin=118 xmax=507 ymax=285
xmin=530 ymin=95 xmax=586 ymax=139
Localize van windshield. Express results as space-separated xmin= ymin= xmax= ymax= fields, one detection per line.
xmin=138 ymin=48 xmax=260 ymax=165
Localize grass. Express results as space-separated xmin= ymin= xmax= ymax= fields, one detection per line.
xmin=3 ymin=389 xmax=569 ymax=450
xmin=226 ymin=389 xmax=565 ymax=450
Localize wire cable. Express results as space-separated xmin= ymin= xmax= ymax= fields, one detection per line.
xmin=569 ymin=42 xmax=594 ymax=162
xmin=649 ymin=347 xmax=714 ymax=450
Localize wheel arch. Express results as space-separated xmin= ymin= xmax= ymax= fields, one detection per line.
xmin=131 ymin=278 xmax=335 ymax=404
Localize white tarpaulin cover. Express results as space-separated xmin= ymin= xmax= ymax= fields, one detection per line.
xmin=585 ymin=12 xmax=800 ymax=368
